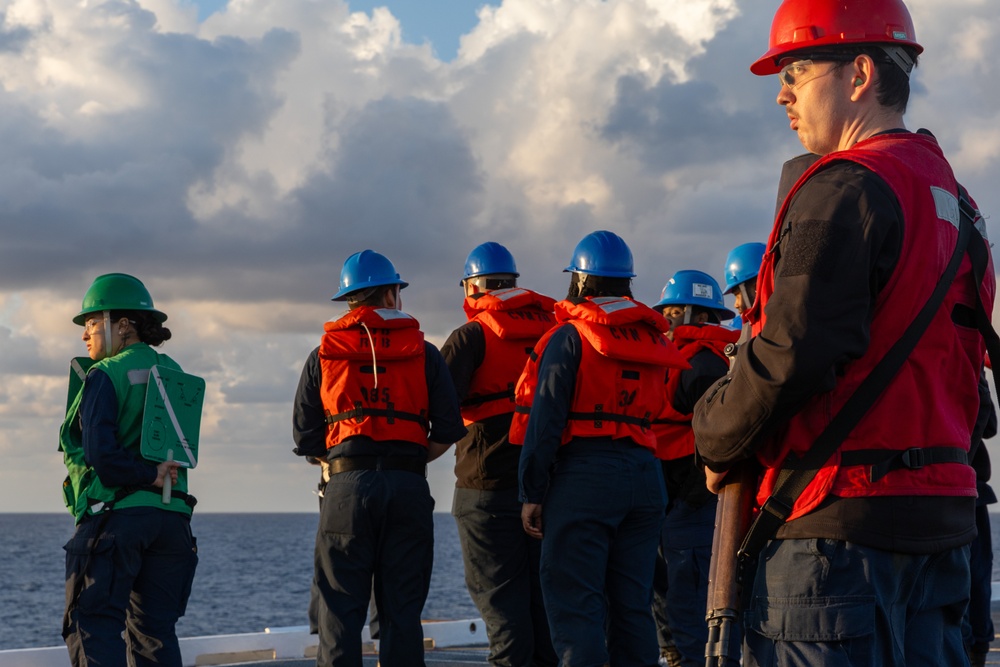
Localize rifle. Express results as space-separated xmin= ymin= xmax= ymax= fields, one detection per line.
xmin=704 ymin=462 xmax=756 ymax=667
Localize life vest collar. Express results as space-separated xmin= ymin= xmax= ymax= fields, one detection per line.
xmin=463 ymin=288 xmax=557 ymax=320
xmin=325 ymin=306 xmax=418 ymax=334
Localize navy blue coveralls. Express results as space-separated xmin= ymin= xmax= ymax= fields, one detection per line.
xmin=441 ymin=320 xmax=557 ymax=667
xmin=657 ymin=341 xmax=739 ymax=667
xmin=64 ymin=371 xmax=198 ymax=667
xmin=293 ymin=343 xmax=466 ymax=667
xmin=519 ymin=325 xmax=666 ymax=667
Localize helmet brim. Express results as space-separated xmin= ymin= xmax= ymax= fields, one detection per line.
xmin=563 ymin=267 xmax=636 ymax=278
xmin=331 ymin=279 xmax=409 ymax=302
xmin=73 ymin=307 xmax=168 ymax=325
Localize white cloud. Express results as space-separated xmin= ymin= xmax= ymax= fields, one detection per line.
xmin=1 ymin=0 xmax=998 ymax=513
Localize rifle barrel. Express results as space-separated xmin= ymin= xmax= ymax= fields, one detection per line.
xmin=704 ymin=463 xmax=757 ymax=665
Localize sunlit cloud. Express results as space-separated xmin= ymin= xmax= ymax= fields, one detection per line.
xmin=1 ymin=0 xmax=998 ymax=512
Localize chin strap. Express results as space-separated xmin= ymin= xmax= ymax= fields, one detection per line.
xmin=102 ymin=311 xmax=112 ymax=358
xmin=881 ymin=45 xmax=915 ymax=76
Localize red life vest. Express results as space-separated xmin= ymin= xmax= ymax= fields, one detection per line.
xmin=509 ymin=296 xmax=690 ymax=451
xmin=319 ymin=306 xmax=429 ymax=449
xmin=653 ymin=324 xmax=738 ymax=460
xmin=461 ymin=288 xmax=558 ymax=426
xmin=747 ymin=132 xmax=994 ymax=520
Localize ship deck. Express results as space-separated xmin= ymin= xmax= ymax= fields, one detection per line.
xmin=7 ymin=612 xmax=1000 ymax=666
xmin=241 ymin=649 xmax=488 ymax=667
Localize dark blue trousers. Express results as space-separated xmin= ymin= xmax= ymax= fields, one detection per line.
xmin=660 ymin=497 xmax=739 ymax=667
xmin=965 ymin=500 xmax=994 ymax=655
xmin=314 ymin=469 xmax=434 ymax=667
xmin=744 ymin=538 xmax=970 ymax=667
xmin=651 ymin=546 xmax=674 ymax=655
xmin=63 ymin=508 xmax=198 ymax=667
xmin=539 ymin=443 xmax=666 ymax=667
xmin=453 ymin=487 xmax=557 ymax=666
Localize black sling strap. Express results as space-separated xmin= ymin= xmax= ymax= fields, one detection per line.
xmin=738 ymin=184 xmax=1000 ymax=567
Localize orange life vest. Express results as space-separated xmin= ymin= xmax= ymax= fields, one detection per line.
xmin=319 ymin=306 xmax=429 ymax=449
xmin=747 ymin=132 xmax=994 ymax=520
xmin=653 ymin=324 xmax=738 ymax=460
xmin=509 ymin=296 xmax=690 ymax=451
xmin=461 ymin=288 xmax=557 ymax=426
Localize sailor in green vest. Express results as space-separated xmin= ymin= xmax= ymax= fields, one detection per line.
xmin=60 ymin=273 xmax=198 ymax=667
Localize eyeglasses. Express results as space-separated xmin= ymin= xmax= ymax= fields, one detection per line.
xmin=83 ymin=318 xmax=104 ymax=335
xmin=778 ymin=59 xmax=838 ymax=90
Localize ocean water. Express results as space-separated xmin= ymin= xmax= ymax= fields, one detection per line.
xmin=5 ymin=511 xmax=1000 ymax=652
xmin=0 ymin=513 xmax=477 ymax=651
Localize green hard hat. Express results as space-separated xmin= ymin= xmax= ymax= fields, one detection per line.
xmin=73 ymin=273 xmax=167 ymax=325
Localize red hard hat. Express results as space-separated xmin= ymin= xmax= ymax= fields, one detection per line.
xmin=750 ymin=0 xmax=924 ymax=75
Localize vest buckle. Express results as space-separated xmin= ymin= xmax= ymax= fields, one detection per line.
xmin=900 ymin=447 xmax=924 ymax=470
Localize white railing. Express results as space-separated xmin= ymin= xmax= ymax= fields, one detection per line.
xmin=0 ymin=619 xmax=486 ymax=667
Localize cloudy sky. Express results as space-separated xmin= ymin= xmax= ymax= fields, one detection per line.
xmin=2 ymin=0 xmax=999 ymax=514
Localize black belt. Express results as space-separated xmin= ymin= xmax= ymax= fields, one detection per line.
xmin=327 ymin=456 xmax=427 ymax=477
xmin=88 ymin=485 xmax=198 ymax=511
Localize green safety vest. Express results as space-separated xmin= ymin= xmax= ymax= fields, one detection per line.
xmin=59 ymin=344 xmax=192 ymax=522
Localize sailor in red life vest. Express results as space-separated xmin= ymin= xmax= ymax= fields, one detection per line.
xmin=440 ymin=242 xmax=558 ymax=667
xmin=511 ymin=230 xmax=689 ymax=666
xmin=650 ymin=270 xmax=738 ymax=667
xmin=692 ymin=1 xmax=996 ymax=664
xmin=722 ymin=243 xmax=765 ymax=321
xmin=291 ymin=250 xmax=467 ymax=667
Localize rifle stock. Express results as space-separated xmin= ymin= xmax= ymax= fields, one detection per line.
xmin=704 ymin=462 xmax=757 ymax=667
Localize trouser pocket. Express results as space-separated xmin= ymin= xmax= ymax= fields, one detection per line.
xmin=177 ymin=534 xmax=198 ymax=616
xmin=63 ymin=527 xmax=116 ymax=637
xmin=744 ymin=596 xmax=875 ymax=666
xmin=743 ymin=538 xmax=876 ymax=667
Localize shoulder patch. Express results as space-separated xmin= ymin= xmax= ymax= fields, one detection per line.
xmin=930 ymin=186 xmax=959 ymax=230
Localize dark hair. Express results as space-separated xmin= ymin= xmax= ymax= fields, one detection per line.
xmin=465 ymin=275 xmax=517 ymax=291
xmin=112 ymin=310 xmax=172 ymax=346
xmin=832 ymin=45 xmax=918 ymax=113
xmin=691 ymin=306 xmax=721 ymax=324
xmin=347 ymin=284 xmax=396 ymax=309
xmin=566 ymin=273 xmax=633 ymax=300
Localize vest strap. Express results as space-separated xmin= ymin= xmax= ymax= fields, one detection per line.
xmin=514 ymin=406 xmax=653 ymax=430
xmin=326 ymin=402 xmax=428 ymax=429
xmin=840 ymin=446 xmax=969 ymax=483
xmin=461 ymin=385 xmax=515 ymax=408
xmin=652 ymin=417 xmax=688 ymax=426
xmin=567 ymin=408 xmax=652 ymax=430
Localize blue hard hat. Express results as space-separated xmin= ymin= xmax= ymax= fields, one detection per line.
xmin=564 ymin=230 xmax=635 ymax=278
xmin=723 ymin=243 xmax=766 ymax=295
xmin=654 ymin=270 xmax=736 ymax=320
xmin=462 ymin=242 xmax=519 ymax=284
xmin=332 ymin=250 xmax=409 ymax=301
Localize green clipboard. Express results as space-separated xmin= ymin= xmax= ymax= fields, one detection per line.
xmin=140 ymin=364 xmax=205 ymax=470
xmin=67 ymin=357 xmax=97 ymax=412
